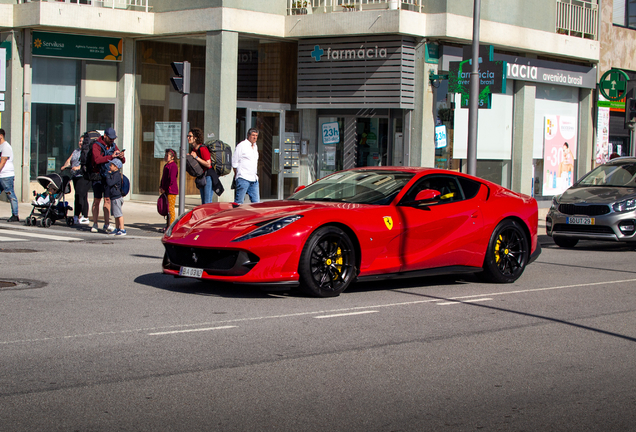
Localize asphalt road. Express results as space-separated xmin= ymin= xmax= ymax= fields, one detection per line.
xmin=1 ymin=226 xmax=635 ymax=431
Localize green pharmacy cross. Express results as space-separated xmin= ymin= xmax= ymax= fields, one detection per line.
xmin=599 ymin=69 xmax=629 ymax=101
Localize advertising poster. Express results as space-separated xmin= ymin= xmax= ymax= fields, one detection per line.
xmin=154 ymin=122 xmax=188 ymax=158
xmin=543 ymin=115 xmax=577 ymax=196
xmin=596 ymin=106 xmax=610 ymax=164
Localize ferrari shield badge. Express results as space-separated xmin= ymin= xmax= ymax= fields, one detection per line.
xmin=383 ymin=216 xmax=393 ymax=230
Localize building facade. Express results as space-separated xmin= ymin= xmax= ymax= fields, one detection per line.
xmin=0 ymin=0 xmax=603 ymax=206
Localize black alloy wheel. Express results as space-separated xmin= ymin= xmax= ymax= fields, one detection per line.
xmin=298 ymin=226 xmax=356 ymax=297
xmin=481 ymin=219 xmax=529 ymax=283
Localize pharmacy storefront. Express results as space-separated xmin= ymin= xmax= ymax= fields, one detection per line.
xmin=440 ymin=46 xmax=596 ymax=198
xmin=297 ymin=36 xmax=416 ymax=178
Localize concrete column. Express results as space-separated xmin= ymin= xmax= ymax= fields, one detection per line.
xmin=511 ymin=81 xmax=535 ymax=195
xmin=300 ymin=108 xmax=317 ymax=185
xmin=411 ymin=39 xmax=435 ymax=168
xmin=14 ymin=30 xmax=27 ymax=202
xmin=577 ymin=88 xmax=594 ymax=178
xmin=205 ymin=30 xmax=238 ymax=203
xmin=120 ymin=37 xmax=135 ymax=197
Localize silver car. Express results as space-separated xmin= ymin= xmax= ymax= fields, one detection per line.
xmin=546 ymin=157 xmax=636 ymax=248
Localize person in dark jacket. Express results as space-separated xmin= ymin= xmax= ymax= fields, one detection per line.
xmin=105 ymin=158 xmax=126 ymax=236
xmin=159 ymin=148 xmax=178 ymax=232
xmin=90 ymin=127 xmax=125 ymax=233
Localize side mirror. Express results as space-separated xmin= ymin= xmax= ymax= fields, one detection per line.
xmin=414 ymin=189 xmax=441 ymax=202
xmin=294 ymin=185 xmax=306 ymax=193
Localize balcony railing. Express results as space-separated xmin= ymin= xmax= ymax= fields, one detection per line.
xmin=288 ymin=0 xmax=422 ymax=15
xmin=556 ymin=0 xmax=598 ymax=40
xmin=18 ymin=0 xmax=149 ymax=12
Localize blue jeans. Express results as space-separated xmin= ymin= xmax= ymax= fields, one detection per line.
xmin=234 ymin=177 xmax=259 ymax=204
xmin=199 ymin=175 xmax=213 ymax=204
xmin=0 ymin=176 xmax=19 ymax=216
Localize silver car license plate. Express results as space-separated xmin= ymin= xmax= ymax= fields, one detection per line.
xmin=180 ymin=266 xmax=203 ymax=278
xmin=567 ymin=217 xmax=595 ymax=225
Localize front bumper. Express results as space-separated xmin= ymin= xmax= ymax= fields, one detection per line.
xmin=546 ymin=207 xmax=636 ymax=242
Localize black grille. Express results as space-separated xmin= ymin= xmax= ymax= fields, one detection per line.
xmin=164 ymin=244 xmax=259 ymax=276
xmin=558 ymin=203 xmax=610 ymax=216
xmin=553 ymin=224 xmax=615 ymax=234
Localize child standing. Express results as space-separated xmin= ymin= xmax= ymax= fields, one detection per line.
xmin=160 ymin=148 xmax=179 ymax=232
xmin=105 ymin=158 xmax=126 ymax=236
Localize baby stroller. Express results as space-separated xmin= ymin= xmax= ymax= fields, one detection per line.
xmin=25 ymin=173 xmax=74 ymax=228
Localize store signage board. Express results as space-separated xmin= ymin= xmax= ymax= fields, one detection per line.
xmin=32 ymin=32 xmax=123 ymax=62
xmin=435 ymin=125 xmax=447 ymax=149
xmin=322 ymin=122 xmax=340 ymax=145
xmin=448 ymin=59 xmax=506 ymax=109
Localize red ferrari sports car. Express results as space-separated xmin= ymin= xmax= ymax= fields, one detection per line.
xmin=162 ymin=167 xmax=541 ymax=297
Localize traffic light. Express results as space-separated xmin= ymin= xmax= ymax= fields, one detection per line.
xmin=628 ymin=98 xmax=636 ymax=122
xmin=170 ymin=61 xmax=190 ymax=94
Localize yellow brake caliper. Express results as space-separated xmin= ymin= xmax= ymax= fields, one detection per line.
xmin=331 ymin=246 xmax=343 ymax=280
xmin=495 ymin=235 xmax=503 ymax=263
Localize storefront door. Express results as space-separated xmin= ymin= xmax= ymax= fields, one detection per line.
xmin=318 ymin=116 xmax=389 ymax=178
xmin=237 ymin=102 xmax=296 ymax=200
xmin=251 ymin=110 xmax=281 ymax=200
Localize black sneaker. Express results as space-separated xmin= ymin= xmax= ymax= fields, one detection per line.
xmin=7 ymin=215 xmax=19 ymax=222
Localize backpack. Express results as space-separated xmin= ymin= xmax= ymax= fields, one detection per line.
xmin=157 ymin=193 xmax=169 ymax=216
xmin=121 ymin=174 xmax=130 ymax=197
xmin=79 ymin=130 xmax=102 ymax=181
xmin=205 ymin=140 xmax=232 ymax=177
xmin=186 ymin=154 xmax=205 ymax=178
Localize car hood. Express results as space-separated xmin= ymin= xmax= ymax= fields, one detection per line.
xmin=170 ymin=200 xmax=365 ymax=244
xmin=559 ymin=186 xmax=636 ymax=204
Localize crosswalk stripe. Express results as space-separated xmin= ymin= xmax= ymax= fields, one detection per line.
xmin=0 ymin=230 xmax=82 ymax=242
xmin=0 ymin=235 xmax=28 ymax=242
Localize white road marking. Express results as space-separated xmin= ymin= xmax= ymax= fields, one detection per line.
xmin=436 ymin=298 xmax=493 ymax=306
xmin=3 ymin=278 xmax=636 ymax=346
xmin=314 ymin=311 xmax=379 ymax=319
xmin=0 ymin=235 xmax=28 ymax=242
xmin=148 ymin=325 xmax=237 ymax=336
xmin=0 ymin=229 xmax=82 ymax=242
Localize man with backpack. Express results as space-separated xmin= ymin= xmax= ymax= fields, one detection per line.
xmin=89 ymin=127 xmax=125 ymax=233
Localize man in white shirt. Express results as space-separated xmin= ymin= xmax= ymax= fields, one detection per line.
xmin=0 ymin=128 xmax=19 ymax=222
xmin=232 ymin=128 xmax=260 ymax=204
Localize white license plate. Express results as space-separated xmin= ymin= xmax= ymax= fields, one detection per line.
xmin=567 ymin=217 xmax=595 ymax=225
xmin=179 ymin=266 xmax=203 ymax=278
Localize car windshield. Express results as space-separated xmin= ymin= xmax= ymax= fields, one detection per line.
xmin=290 ymin=170 xmax=415 ymax=205
xmin=577 ymin=162 xmax=636 ymax=188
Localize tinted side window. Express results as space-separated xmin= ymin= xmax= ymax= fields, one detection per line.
xmin=457 ymin=177 xmax=482 ymax=200
xmin=400 ymin=175 xmax=463 ymax=204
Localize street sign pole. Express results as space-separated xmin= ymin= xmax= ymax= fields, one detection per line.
xmin=179 ymin=88 xmax=189 ymax=215
xmin=170 ymin=61 xmax=191 ymax=216
xmin=467 ymin=0 xmax=481 ymax=177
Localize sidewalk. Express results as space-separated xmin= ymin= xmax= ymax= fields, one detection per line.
xmin=1 ymin=199 xmax=175 ymax=234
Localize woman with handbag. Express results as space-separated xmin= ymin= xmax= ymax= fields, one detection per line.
xmin=159 ymin=148 xmax=178 ymax=233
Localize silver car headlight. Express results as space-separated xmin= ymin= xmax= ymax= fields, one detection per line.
xmin=232 ymin=215 xmax=303 ymax=242
xmin=551 ymin=195 xmax=560 ymax=210
xmin=612 ymin=199 xmax=636 ymax=213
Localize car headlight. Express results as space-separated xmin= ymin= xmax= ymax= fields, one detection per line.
xmin=165 ymin=210 xmax=192 ymax=237
xmin=551 ymin=195 xmax=561 ymax=210
xmin=613 ymin=199 xmax=636 ymax=213
xmin=232 ymin=215 xmax=303 ymax=242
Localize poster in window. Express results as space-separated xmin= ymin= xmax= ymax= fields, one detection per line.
xmin=543 ymin=115 xmax=577 ymax=196
xmin=595 ymin=107 xmax=610 ymax=164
